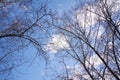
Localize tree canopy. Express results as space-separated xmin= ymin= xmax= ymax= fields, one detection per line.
xmin=0 ymin=0 xmax=120 ymax=80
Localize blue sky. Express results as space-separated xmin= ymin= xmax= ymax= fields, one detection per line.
xmin=13 ymin=0 xmax=76 ymax=80
xmin=48 ymin=0 xmax=75 ymax=14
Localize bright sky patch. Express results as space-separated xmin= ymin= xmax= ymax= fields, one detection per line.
xmin=46 ymin=34 xmax=69 ymax=53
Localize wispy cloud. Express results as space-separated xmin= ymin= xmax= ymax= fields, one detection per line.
xmin=45 ymin=34 xmax=69 ymax=53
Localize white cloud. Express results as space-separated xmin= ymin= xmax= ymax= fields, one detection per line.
xmin=105 ymin=0 xmax=120 ymax=12
xmin=97 ymin=26 xmax=105 ymax=38
xmin=65 ymin=64 xmax=91 ymax=80
xmin=75 ymin=0 xmax=120 ymax=33
xmin=76 ymin=5 xmax=98 ymax=29
xmin=65 ymin=55 xmax=103 ymax=79
xmin=75 ymin=5 xmax=105 ymax=39
xmin=75 ymin=5 xmax=103 ymax=36
xmin=86 ymin=54 xmax=102 ymax=68
xmin=46 ymin=34 xmax=69 ymax=53
xmin=90 ymin=25 xmax=105 ymax=39
xmin=108 ymin=42 xmax=113 ymax=49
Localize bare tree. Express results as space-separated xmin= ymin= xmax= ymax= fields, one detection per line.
xmin=53 ymin=0 xmax=120 ymax=80
xmin=0 ymin=0 xmax=56 ymax=79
